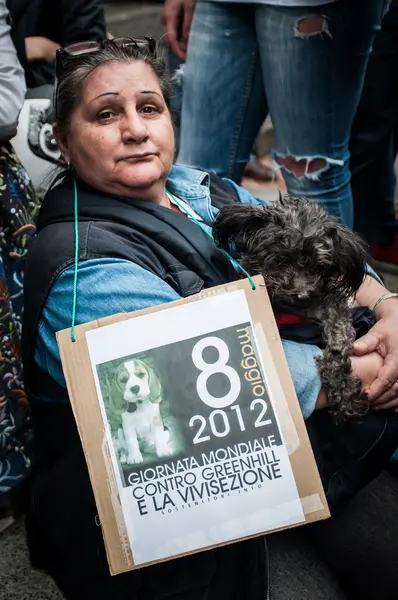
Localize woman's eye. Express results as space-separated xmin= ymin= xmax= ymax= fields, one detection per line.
xmin=98 ymin=110 xmax=114 ymax=121
xmin=141 ymin=105 xmax=158 ymax=115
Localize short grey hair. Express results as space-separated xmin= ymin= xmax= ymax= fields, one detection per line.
xmin=55 ymin=39 xmax=171 ymax=142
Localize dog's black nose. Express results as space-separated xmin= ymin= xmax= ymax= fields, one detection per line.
xmin=130 ymin=385 xmax=140 ymax=395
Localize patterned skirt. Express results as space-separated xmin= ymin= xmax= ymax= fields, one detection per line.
xmin=0 ymin=142 xmax=40 ymax=493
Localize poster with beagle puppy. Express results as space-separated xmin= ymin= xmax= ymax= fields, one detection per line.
xmin=57 ymin=277 xmax=329 ymax=575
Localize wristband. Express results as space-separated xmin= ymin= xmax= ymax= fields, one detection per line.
xmin=372 ymin=292 xmax=398 ymax=312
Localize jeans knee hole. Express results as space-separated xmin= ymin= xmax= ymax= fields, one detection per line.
xmin=275 ymin=155 xmax=327 ymax=178
xmin=294 ymin=15 xmax=331 ymax=38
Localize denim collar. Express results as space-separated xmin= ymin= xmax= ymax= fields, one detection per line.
xmin=167 ymin=165 xmax=214 ymax=223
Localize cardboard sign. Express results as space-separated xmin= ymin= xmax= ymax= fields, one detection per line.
xmin=57 ymin=276 xmax=329 ymax=574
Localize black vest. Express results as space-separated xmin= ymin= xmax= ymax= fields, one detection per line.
xmin=22 ymin=173 xmax=240 ymax=405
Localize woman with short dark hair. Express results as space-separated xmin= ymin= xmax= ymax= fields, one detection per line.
xmin=23 ymin=38 xmax=398 ymax=600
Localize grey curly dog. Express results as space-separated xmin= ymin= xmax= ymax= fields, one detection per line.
xmin=212 ymin=195 xmax=370 ymax=424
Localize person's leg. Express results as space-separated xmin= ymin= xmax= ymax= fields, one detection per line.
xmin=267 ymin=529 xmax=347 ymax=600
xmin=29 ymin=444 xmax=226 ymax=600
xmin=256 ymin=0 xmax=385 ymax=227
xmin=29 ymin=449 xmax=348 ymax=600
xmin=27 ymin=439 xmax=266 ymax=600
xmin=177 ymin=2 xmax=268 ymax=182
xmin=308 ymin=470 xmax=398 ymax=600
xmin=350 ymin=0 xmax=398 ymax=248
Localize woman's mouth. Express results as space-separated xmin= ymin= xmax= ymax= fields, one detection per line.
xmin=121 ymin=153 xmax=156 ymax=162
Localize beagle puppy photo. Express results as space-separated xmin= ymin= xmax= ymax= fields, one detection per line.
xmin=112 ymin=358 xmax=173 ymax=465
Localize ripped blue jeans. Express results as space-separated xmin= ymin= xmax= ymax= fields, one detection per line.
xmin=177 ymin=0 xmax=385 ymax=227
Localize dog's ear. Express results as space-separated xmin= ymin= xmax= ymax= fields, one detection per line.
xmin=330 ymin=224 xmax=369 ymax=296
xmin=212 ymin=204 xmax=273 ymax=254
xmin=146 ymin=363 xmax=162 ymax=404
xmin=111 ymin=363 xmax=128 ymax=411
xmin=101 ymin=362 xmax=126 ymax=432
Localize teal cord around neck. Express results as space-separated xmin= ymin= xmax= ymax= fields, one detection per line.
xmin=71 ymin=178 xmax=79 ymax=342
xmin=70 ymin=184 xmax=256 ymax=341
xmin=167 ymin=191 xmax=256 ymax=290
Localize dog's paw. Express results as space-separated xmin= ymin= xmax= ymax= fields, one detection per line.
xmin=156 ymin=443 xmax=173 ymax=458
xmin=127 ymin=451 xmax=143 ymax=464
xmin=119 ymin=451 xmax=128 ymax=465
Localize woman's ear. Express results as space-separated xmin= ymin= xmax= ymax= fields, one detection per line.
xmin=53 ymin=122 xmax=70 ymax=164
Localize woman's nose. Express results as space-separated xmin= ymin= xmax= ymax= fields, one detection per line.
xmin=122 ymin=111 xmax=149 ymax=144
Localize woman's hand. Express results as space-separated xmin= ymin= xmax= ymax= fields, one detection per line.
xmin=315 ymin=352 xmax=384 ymax=412
xmin=315 ymin=388 xmax=328 ymax=410
xmin=350 ymin=352 xmax=384 ymax=395
xmin=25 ymin=36 xmax=61 ymax=63
xmin=353 ymin=299 xmax=398 ymax=409
xmin=353 ymin=275 xmax=398 ymax=407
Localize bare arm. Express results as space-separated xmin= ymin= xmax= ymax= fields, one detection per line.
xmin=162 ymin=0 xmax=197 ymax=61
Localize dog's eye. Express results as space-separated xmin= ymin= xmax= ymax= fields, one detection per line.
xmin=118 ymin=374 xmax=128 ymax=384
xmin=137 ymin=372 xmax=146 ymax=379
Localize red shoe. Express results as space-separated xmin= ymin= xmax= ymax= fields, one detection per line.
xmin=371 ymin=235 xmax=398 ymax=265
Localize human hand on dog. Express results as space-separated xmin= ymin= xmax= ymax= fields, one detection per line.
xmin=353 ymin=299 xmax=398 ymax=411
xmin=315 ymin=352 xmax=383 ymax=411
xmin=350 ymin=352 xmax=384 ymax=396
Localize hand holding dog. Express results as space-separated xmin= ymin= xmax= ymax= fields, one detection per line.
xmin=351 ymin=352 xmax=384 ymax=396
xmin=316 ymin=352 xmax=384 ymax=411
xmin=353 ymin=299 xmax=398 ymax=411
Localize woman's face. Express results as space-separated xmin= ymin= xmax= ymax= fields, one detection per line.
xmin=56 ymin=60 xmax=175 ymax=201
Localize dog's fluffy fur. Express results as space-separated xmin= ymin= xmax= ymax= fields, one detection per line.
xmin=213 ymin=194 xmax=370 ymax=423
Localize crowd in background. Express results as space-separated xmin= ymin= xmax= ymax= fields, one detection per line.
xmin=164 ymin=0 xmax=398 ymax=255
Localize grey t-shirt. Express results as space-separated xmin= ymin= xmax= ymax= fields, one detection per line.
xmin=0 ymin=0 xmax=26 ymax=141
